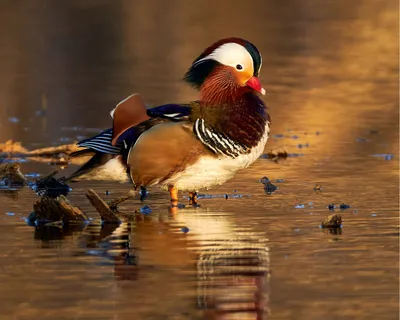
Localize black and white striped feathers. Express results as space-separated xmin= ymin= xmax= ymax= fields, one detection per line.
xmin=77 ymin=128 xmax=121 ymax=155
xmin=193 ymin=118 xmax=249 ymax=158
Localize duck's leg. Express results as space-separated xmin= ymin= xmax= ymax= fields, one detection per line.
xmin=189 ymin=191 xmax=198 ymax=206
xmin=168 ymin=185 xmax=179 ymax=205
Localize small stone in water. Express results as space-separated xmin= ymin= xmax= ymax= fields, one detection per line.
xmin=140 ymin=205 xmax=152 ymax=215
xmin=321 ymin=214 xmax=342 ymax=228
xmin=314 ymin=184 xmax=322 ymax=191
xmin=181 ymin=227 xmax=189 ymax=233
xmin=8 ymin=117 xmax=19 ymax=123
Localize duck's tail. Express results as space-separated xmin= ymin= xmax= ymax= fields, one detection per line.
xmin=65 ymin=128 xmax=123 ymax=182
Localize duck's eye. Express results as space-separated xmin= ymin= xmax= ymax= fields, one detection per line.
xmin=236 ymin=64 xmax=243 ymax=70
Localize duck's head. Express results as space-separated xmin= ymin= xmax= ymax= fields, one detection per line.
xmin=184 ymin=38 xmax=265 ymax=102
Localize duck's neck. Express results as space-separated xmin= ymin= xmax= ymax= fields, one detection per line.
xmin=200 ymin=67 xmax=251 ymax=105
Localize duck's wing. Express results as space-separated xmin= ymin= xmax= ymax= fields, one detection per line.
xmin=126 ymin=121 xmax=209 ymax=188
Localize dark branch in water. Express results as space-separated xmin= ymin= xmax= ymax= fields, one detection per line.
xmin=85 ymin=189 xmax=121 ymax=223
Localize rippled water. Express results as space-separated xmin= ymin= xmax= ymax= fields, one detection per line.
xmin=0 ymin=1 xmax=399 ymax=319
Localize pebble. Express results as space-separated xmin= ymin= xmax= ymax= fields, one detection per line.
xmin=140 ymin=205 xmax=152 ymax=215
xmin=8 ymin=117 xmax=19 ymax=123
xmin=339 ymin=203 xmax=351 ymax=210
xmin=181 ymin=227 xmax=190 ymax=233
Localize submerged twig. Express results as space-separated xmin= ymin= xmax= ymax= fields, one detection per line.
xmin=107 ymin=190 xmax=136 ymax=211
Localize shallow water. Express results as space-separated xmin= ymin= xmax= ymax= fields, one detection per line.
xmin=0 ymin=0 xmax=399 ymax=319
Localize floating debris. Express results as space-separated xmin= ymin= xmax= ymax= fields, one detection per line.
xmin=339 ymin=203 xmax=351 ymax=210
xmin=314 ymin=184 xmax=322 ymax=191
xmin=25 ymin=173 xmax=41 ymax=178
xmin=105 ymin=190 xmax=111 ymax=195
xmin=259 ymin=176 xmax=277 ymax=194
xmin=275 ymin=179 xmax=284 ymax=183
xmin=294 ymin=204 xmax=305 ymax=209
xmin=196 ymin=193 xmax=250 ymax=200
xmin=369 ymin=130 xmax=379 ymax=135
xmin=356 ymin=137 xmax=368 ymax=143
xmin=259 ymin=148 xmax=288 ymax=162
xmin=181 ymin=227 xmax=190 ymax=233
xmin=371 ymin=214 xmax=377 ymax=217
xmin=327 ymin=203 xmax=335 ymax=211
xmin=32 ymin=171 xmax=71 ymax=197
xmin=291 ymin=135 xmax=299 ymax=139
xmin=6 ymin=212 xmax=15 ymax=216
xmin=287 ymin=153 xmax=304 ymax=157
xmin=297 ymin=143 xmax=309 ymax=148
xmin=273 ymin=134 xmax=284 ymax=138
xmin=140 ymin=205 xmax=152 ymax=215
xmin=372 ymin=154 xmax=394 ymax=160
xmin=320 ymin=214 xmax=342 ymax=228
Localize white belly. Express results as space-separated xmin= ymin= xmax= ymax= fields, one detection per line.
xmin=77 ymin=157 xmax=129 ymax=183
xmin=163 ymin=122 xmax=270 ymax=191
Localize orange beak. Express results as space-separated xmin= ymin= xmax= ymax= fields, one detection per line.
xmin=246 ymin=77 xmax=266 ymax=95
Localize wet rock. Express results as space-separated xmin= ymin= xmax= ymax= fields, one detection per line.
xmin=0 ymin=162 xmax=28 ymax=188
xmin=321 ymin=214 xmax=342 ymax=228
xmin=32 ymin=195 xmax=89 ymax=224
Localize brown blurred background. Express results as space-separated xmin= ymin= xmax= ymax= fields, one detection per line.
xmin=0 ymin=0 xmax=398 ymax=149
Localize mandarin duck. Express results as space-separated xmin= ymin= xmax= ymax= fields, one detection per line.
xmin=67 ymin=38 xmax=271 ymax=204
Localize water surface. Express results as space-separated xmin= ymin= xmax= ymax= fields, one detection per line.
xmin=0 ymin=1 xmax=398 ymax=319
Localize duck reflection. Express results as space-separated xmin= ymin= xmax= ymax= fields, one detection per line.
xmin=33 ymin=204 xmax=270 ymax=319
xmin=170 ymin=207 xmax=270 ymax=320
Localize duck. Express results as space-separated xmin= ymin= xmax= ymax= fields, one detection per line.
xmin=67 ymin=37 xmax=271 ymax=204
